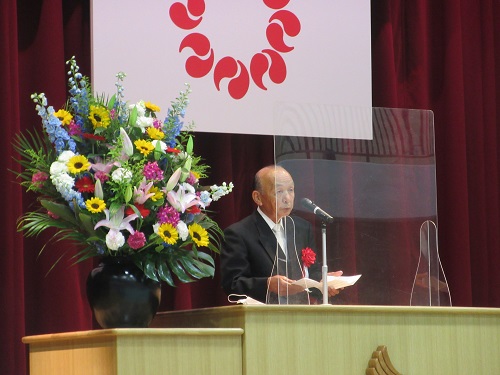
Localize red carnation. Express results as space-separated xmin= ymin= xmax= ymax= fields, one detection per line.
xmin=125 ymin=204 xmax=150 ymax=218
xmin=75 ymin=176 xmax=95 ymax=193
xmin=301 ymin=247 xmax=316 ymax=268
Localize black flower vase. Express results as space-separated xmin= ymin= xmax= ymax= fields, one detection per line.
xmin=86 ymin=257 xmax=161 ymax=328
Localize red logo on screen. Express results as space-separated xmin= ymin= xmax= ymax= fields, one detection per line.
xmin=169 ymin=0 xmax=301 ymax=100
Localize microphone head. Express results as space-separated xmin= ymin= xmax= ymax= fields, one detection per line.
xmin=300 ymin=198 xmax=314 ymax=209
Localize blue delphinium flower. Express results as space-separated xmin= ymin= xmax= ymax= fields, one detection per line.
xmin=32 ymin=94 xmax=75 ymax=154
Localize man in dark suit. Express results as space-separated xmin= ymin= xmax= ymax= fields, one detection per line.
xmin=221 ymin=165 xmax=342 ymax=304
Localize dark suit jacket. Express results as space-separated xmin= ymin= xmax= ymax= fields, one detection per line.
xmin=221 ymin=210 xmax=321 ymax=303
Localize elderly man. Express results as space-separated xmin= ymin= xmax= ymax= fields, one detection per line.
xmin=221 ymin=165 xmax=342 ymax=304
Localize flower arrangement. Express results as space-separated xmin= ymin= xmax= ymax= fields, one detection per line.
xmin=14 ymin=57 xmax=233 ymax=286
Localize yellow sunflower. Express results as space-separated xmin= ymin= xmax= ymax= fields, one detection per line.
xmin=157 ymin=223 xmax=179 ymax=245
xmin=85 ymin=197 xmax=106 ymax=213
xmin=88 ymin=105 xmax=111 ymax=128
xmin=134 ymin=139 xmax=155 ymax=156
xmin=54 ymin=109 xmax=73 ymax=125
xmin=189 ymin=223 xmax=210 ymax=247
xmin=145 ymin=101 xmax=161 ymax=112
xmin=149 ymin=186 xmax=164 ymax=202
xmin=67 ymin=155 xmax=91 ymax=174
xmin=146 ymin=127 xmax=165 ymax=140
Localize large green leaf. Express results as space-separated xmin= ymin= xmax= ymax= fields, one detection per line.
xmin=196 ymin=251 xmax=216 ymax=267
xmin=190 ymin=259 xmax=215 ymax=278
xmin=167 ymin=257 xmax=193 ymax=283
xmin=79 ymin=213 xmax=97 ymax=237
xmin=158 ymin=263 xmax=174 ymax=287
xmin=40 ymin=200 xmax=78 ymax=225
xmin=179 ymin=257 xmax=209 ymax=279
xmin=143 ymin=260 xmax=159 ymax=282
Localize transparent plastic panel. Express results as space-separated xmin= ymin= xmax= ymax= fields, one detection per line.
xmin=269 ymin=107 xmax=450 ymax=305
xmin=410 ymin=221 xmax=452 ymax=306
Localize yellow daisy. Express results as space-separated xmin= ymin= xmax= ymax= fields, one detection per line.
xmin=145 ymin=101 xmax=161 ymax=112
xmin=149 ymin=186 xmax=164 ymax=202
xmin=134 ymin=139 xmax=155 ymax=156
xmin=189 ymin=223 xmax=210 ymax=247
xmin=157 ymin=223 xmax=179 ymax=245
xmin=67 ymin=155 xmax=90 ymax=174
xmin=54 ymin=109 xmax=73 ymax=125
xmin=88 ymin=105 xmax=111 ymax=128
xmin=85 ymin=197 xmax=106 ymax=213
xmin=146 ymin=127 xmax=165 ymax=140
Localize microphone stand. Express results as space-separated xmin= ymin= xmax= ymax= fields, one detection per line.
xmin=320 ymin=220 xmax=329 ymax=305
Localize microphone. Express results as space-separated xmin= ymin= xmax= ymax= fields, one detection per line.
xmin=300 ymin=198 xmax=334 ymax=223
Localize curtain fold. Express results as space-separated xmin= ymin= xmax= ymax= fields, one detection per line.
xmin=3 ymin=1 xmax=500 ymax=374
xmin=1 ymin=0 xmax=27 ymax=373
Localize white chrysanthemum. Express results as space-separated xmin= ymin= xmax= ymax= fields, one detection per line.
xmin=111 ymin=167 xmax=133 ymax=183
xmin=176 ymin=221 xmax=189 ymax=241
xmin=105 ymin=231 xmax=125 ymax=251
xmin=136 ymin=116 xmax=154 ymax=132
xmin=57 ymin=150 xmax=76 ymax=163
xmin=50 ymin=161 xmax=69 ymax=176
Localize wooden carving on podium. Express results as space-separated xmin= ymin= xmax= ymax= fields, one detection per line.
xmin=366 ymin=345 xmax=402 ymax=375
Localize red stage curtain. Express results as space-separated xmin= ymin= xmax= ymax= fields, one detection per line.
xmin=2 ymin=1 xmax=500 ymax=374
xmin=372 ymin=0 xmax=500 ymax=307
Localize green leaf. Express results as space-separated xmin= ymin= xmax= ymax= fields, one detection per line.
xmin=186 ymin=135 xmax=193 ymax=154
xmin=168 ymin=258 xmax=193 ymax=283
xmin=78 ymin=213 xmax=97 ymax=236
xmin=191 ymin=258 xmax=215 ymax=278
xmin=129 ymin=105 xmax=138 ymax=126
xmin=40 ymin=200 xmax=78 ymax=225
xmin=107 ymin=94 xmax=116 ymax=110
xmin=196 ymin=251 xmax=216 ymax=267
xmin=143 ymin=260 xmax=159 ymax=282
xmin=179 ymin=257 xmax=208 ymax=279
xmin=158 ymin=263 xmax=174 ymax=287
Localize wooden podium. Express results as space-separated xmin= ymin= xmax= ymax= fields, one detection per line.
xmin=22 ymin=328 xmax=243 ymax=375
xmin=152 ymin=305 xmax=500 ymax=374
xmin=24 ymin=305 xmax=500 ymax=374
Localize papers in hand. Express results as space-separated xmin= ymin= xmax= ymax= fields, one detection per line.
xmin=292 ymin=274 xmax=362 ymax=291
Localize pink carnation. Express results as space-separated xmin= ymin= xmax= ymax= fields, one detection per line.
xmin=32 ymin=171 xmax=48 ymax=188
xmin=127 ymin=231 xmax=146 ymax=250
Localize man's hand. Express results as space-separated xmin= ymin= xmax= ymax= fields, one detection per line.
xmin=327 ymin=270 xmax=343 ymax=297
xmin=267 ymin=275 xmax=304 ymax=296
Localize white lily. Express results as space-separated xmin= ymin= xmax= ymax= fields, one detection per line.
xmin=94 ymin=206 xmax=138 ymax=250
xmin=165 ymin=167 xmax=182 ymax=192
xmin=167 ymin=183 xmax=201 ymax=213
xmin=119 ymin=127 xmax=134 ymax=157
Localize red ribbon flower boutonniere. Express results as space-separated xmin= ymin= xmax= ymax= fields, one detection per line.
xmin=301 ymin=247 xmax=316 ymax=268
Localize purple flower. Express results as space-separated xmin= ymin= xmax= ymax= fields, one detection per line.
xmin=157 ymin=205 xmax=180 ymax=225
xmin=143 ymin=161 xmax=164 ymax=181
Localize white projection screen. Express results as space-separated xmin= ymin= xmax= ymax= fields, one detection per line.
xmin=91 ymin=0 xmax=372 ymax=139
